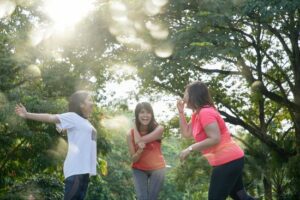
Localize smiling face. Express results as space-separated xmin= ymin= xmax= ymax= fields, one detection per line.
xmin=134 ymin=102 xmax=157 ymax=133
xmin=138 ymin=108 xmax=152 ymax=127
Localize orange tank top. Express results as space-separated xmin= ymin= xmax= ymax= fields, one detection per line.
xmin=131 ymin=130 xmax=166 ymax=170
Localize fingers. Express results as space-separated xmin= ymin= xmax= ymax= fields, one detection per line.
xmin=179 ymin=149 xmax=190 ymax=162
xmin=15 ymin=103 xmax=27 ymax=117
xmin=15 ymin=104 xmax=21 ymax=111
xmin=137 ymin=142 xmax=145 ymax=149
xmin=15 ymin=103 xmax=24 ymax=109
xmin=176 ymin=98 xmax=183 ymax=105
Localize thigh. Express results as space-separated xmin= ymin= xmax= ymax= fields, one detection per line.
xmin=64 ymin=175 xmax=80 ymax=200
xmin=209 ymin=166 xmax=229 ymax=200
xmin=148 ymin=168 xmax=165 ymax=200
xmin=209 ymin=158 xmax=244 ymax=200
xmin=132 ymin=169 xmax=149 ymax=200
xmin=78 ymin=174 xmax=90 ymax=200
xmin=64 ymin=174 xmax=90 ymax=200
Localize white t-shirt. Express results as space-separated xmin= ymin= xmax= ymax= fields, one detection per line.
xmin=56 ymin=112 xmax=97 ymax=179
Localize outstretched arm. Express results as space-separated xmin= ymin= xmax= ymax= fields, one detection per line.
xmin=133 ymin=125 xmax=164 ymax=144
xmin=15 ymin=104 xmax=60 ymax=124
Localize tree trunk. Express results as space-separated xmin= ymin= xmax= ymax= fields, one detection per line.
xmin=263 ymin=176 xmax=272 ymax=200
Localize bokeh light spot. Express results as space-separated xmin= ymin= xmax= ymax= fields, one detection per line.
xmin=0 ymin=0 xmax=16 ymax=19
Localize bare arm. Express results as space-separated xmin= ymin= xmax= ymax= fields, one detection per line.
xmin=127 ymin=132 xmax=144 ymax=163
xmin=178 ymin=112 xmax=193 ymax=138
xmin=177 ymin=99 xmax=193 ymax=138
xmin=15 ymin=104 xmax=60 ymax=124
xmin=133 ymin=125 xmax=164 ymax=144
xmin=189 ymin=122 xmax=221 ymax=151
xmin=180 ymin=122 xmax=221 ymax=161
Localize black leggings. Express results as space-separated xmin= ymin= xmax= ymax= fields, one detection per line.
xmin=64 ymin=174 xmax=90 ymax=200
xmin=209 ymin=157 xmax=254 ymax=200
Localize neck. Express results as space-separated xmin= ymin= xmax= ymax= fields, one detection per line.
xmin=139 ymin=125 xmax=148 ymax=132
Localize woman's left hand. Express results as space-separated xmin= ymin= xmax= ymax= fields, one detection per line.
xmin=179 ymin=148 xmax=190 ymax=161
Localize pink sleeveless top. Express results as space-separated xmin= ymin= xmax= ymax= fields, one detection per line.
xmin=131 ymin=129 xmax=166 ymax=170
xmin=191 ymin=107 xmax=244 ymax=166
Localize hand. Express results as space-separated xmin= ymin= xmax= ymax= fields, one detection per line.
xmin=179 ymin=148 xmax=190 ymax=162
xmin=136 ymin=146 xmax=144 ymax=154
xmin=137 ymin=142 xmax=145 ymax=149
xmin=15 ymin=104 xmax=28 ymax=118
xmin=177 ymin=99 xmax=185 ymax=114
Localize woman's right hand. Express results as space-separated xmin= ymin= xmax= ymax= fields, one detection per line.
xmin=177 ymin=99 xmax=185 ymax=114
xmin=137 ymin=142 xmax=145 ymax=149
xmin=15 ymin=104 xmax=27 ymax=118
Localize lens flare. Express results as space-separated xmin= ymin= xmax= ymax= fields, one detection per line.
xmin=26 ymin=64 xmax=41 ymax=77
xmin=154 ymin=42 xmax=173 ymax=58
xmin=144 ymin=0 xmax=160 ymax=16
xmin=0 ymin=0 xmax=16 ymax=19
xmin=151 ymin=0 xmax=168 ymax=7
xmin=150 ymin=28 xmax=169 ymax=40
xmin=29 ymin=26 xmax=53 ymax=46
xmin=41 ymin=0 xmax=95 ymax=32
xmin=101 ymin=115 xmax=131 ymax=130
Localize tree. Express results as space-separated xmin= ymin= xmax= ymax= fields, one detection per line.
xmin=0 ymin=2 xmax=112 ymax=198
xmin=105 ymin=0 xmax=300 ymax=198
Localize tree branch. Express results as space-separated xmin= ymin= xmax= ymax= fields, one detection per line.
xmin=219 ymin=110 xmax=296 ymax=158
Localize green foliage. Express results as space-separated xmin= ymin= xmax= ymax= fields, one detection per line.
xmin=0 ymin=174 xmax=64 ymax=200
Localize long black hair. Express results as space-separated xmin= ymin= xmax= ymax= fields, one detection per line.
xmin=68 ymin=90 xmax=91 ymax=118
xmin=134 ymin=102 xmax=158 ymax=133
xmin=185 ymin=81 xmax=215 ymax=110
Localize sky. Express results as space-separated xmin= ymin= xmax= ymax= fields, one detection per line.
xmin=102 ymin=79 xmax=183 ymax=122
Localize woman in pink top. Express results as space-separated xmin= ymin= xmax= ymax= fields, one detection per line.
xmin=177 ymin=81 xmax=255 ymax=200
xmin=127 ymin=102 xmax=166 ymax=200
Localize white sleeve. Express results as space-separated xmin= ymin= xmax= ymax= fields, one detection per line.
xmin=56 ymin=112 xmax=76 ymax=130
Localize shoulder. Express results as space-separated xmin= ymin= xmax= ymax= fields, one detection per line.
xmin=126 ymin=130 xmax=134 ymax=141
xmin=199 ymin=107 xmax=217 ymax=115
xmin=57 ymin=112 xmax=78 ymax=118
xmin=156 ymin=125 xmax=164 ymax=131
xmin=56 ymin=112 xmax=84 ymax=125
xmin=127 ymin=129 xmax=134 ymax=137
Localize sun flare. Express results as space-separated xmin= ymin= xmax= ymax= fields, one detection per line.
xmin=41 ymin=0 xmax=95 ymax=32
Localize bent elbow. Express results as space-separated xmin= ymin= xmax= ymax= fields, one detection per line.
xmin=213 ymin=137 xmax=221 ymax=145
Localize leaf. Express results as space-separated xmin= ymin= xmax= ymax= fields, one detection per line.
xmin=97 ymin=157 xmax=108 ymax=176
xmin=190 ymin=42 xmax=213 ymax=47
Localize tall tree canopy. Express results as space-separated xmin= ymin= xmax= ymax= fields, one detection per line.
xmin=104 ymin=0 xmax=300 ymax=197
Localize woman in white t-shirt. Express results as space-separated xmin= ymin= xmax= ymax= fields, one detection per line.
xmin=15 ymin=90 xmax=97 ymax=200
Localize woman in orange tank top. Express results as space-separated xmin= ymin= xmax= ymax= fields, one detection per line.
xmin=127 ymin=102 xmax=166 ymax=200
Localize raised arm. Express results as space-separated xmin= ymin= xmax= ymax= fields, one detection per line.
xmin=127 ymin=132 xmax=145 ymax=163
xmin=15 ymin=104 xmax=60 ymax=124
xmin=133 ymin=125 xmax=164 ymax=144
xmin=177 ymin=99 xmax=193 ymax=138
